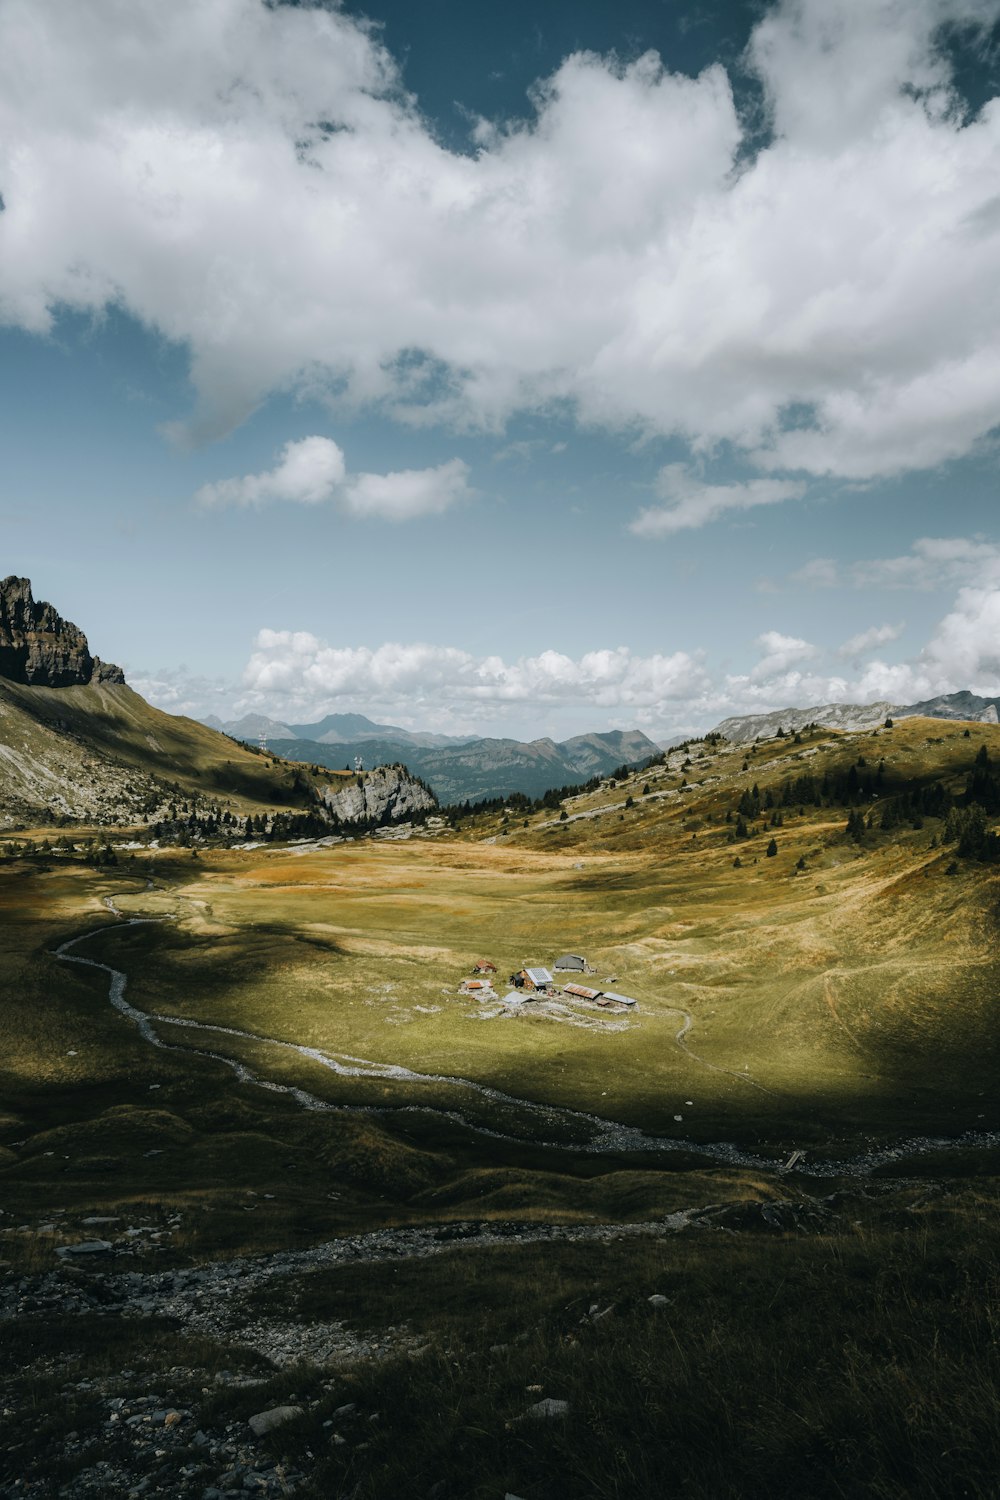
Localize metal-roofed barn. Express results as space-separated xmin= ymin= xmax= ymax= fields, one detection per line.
xmin=563 ymin=983 xmax=602 ymax=1001
xmin=553 ymin=954 xmax=588 ymax=972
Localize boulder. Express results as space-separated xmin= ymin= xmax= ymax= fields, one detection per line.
xmin=247 ymin=1404 xmax=304 ymax=1437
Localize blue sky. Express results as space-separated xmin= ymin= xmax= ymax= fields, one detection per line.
xmin=2 ymin=0 xmax=1000 ymax=739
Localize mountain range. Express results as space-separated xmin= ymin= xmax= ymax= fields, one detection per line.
xmin=7 ymin=572 xmax=1000 ymax=821
xmin=713 ymin=691 xmax=1000 ymax=744
xmin=203 ymin=711 xmax=472 ymax=750
xmin=210 ymin=717 xmax=662 ymax=805
xmin=204 ymin=708 xmax=662 ymax=803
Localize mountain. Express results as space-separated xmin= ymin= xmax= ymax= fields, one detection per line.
xmin=206 ymin=710 xmax=472 ymax=750
xmin=0 ymin=575 xmax=124 ymax=687
xmin=287 ymin=712 xmax=469 ymax=748
xmin=714 ymin=700 xmax=898 ymax=744
xmin=903 ymin=691 xmax=1000 ymax=723
xmin=559 ymin=729 xmax=660 ymax=777
xmin=262 ymin=727 xmax=662 ymax=803
xmin=0 ymin=578 xmax=434 ymax=833
xmin=223 ymin=712 xmax=296 ymax=741
xmin=714 ymin=691 xmax=1000 ymax=745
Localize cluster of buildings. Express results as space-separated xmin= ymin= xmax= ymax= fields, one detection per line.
xmin=458 ymin=955 xmax=638 ymax=1011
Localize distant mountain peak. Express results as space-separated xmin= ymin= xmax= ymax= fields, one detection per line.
xmin=0 ymin=575 xmax=124 ymax=688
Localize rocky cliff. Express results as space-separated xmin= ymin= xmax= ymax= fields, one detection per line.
xmin=0 ymin=576 xmax=124 ymax=687
xmin=318 ymin=764 xmax=437 ymax=825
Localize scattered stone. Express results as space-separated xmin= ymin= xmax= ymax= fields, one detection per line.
xmin=55 ymin=1239 xmax=113 ymax=1257
xmin=247 ymin=1405 xmax=304 ymax=1438
xmin=521 ymin=1398 xmax=569 ymax=1421
xmin=648 ymin=1294 xmax=671 ymax=1307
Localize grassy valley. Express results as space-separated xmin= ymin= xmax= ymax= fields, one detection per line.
xmin=3 ymin=715 xmax=1000 ymax=1497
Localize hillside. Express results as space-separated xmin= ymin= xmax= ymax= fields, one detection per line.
xmin=0 ymin=578 xmax=436 ymax=834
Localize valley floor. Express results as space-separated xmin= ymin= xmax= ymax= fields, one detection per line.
xmin=4 ymin=720 xmax=1000 ymax=1497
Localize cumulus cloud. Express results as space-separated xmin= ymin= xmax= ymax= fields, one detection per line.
xmin=143 ymin=570 xmax=998 ymax=734
xmin=750 ymin=630 xmax=818 ymax=680
xmin=629 ymin=466 xmax=805 ymax=535
xmin=837 ymin=622 xmax=905 ymax=659
xmin=195 ymin=437 xmax=469 ymax=520
xmin=2 ymin=0 xmax=1000 ymax=486
xmin=195 ymin=436 xmax=346 ymax=508
xmin=240 ymin=630 xmax=712 ymax=720
xmin=341 ymin=458 xmax=472 ymax=521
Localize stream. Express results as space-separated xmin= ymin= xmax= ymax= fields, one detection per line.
xmin=53 ymin=905 xmax=1000 ymax=1181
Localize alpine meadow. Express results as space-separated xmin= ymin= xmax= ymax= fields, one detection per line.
xmin=4 ymin=2 xmax=1000 ymax=1498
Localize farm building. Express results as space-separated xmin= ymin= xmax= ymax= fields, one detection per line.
xmin=460 ymin=978 xmax=495 ymax=996
xmin=599 ymin=991 xmax=638 ymax=1008
xmin=473 ymin=960 xmax=497 ymax=974
xmin=562 ymin=983 xmax=602 ymax=1002
xmin=520 ymin=967 xmax=554 ymax=991
xmin=553 ymin=954 xmax=588 ymax=972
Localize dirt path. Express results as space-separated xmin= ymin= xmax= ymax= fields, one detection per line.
xmin=662 ymin=1005 xmax=775 ymax=1094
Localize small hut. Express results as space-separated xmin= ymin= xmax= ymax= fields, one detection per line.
xmin=473 ymin=960 xmax=497 ymax=975
xmin=553 ymin=954 xmax=588 ymax=972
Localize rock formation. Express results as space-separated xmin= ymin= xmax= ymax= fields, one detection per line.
xmin=318 ymin=764 xmax=437 ymax=826
xmin=0 ymin=576 xmax=124 ymax=687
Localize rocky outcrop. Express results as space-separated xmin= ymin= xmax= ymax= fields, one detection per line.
xmin=318 ymin=763 xmax=436 ymax=826
xmin=714 ymin=701 xmax=898 ymax=744
xmin=0 ymin=576 xmax=124 ymax=687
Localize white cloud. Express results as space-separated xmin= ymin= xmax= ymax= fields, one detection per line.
xmin=146 ymin=571 xmax=1000 ymax=735
xmin=341 ymin=458 xmax=472 ymax=521
xmin=195 ymin=436 xmax=345 ymax=508
xmin=1 ymin=0 xmax=999 ymax=486
xmin=195 ymin=437 xmax=469 ymax=520
xmin=240 ymin=631 xmax=711 ymax=720
xmin=750 ymin=630 xmax=818 ymax=680
xmin=837 ymin=622 xmax=905 ymax=658
xmin=629 ymin=466 xmax=805 ymax=535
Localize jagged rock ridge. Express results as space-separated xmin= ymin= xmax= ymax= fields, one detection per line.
xmin=0 ymin=576 xmax=124 ymax=687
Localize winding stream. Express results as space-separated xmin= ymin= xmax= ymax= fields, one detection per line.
xmin=53 ymin=904 xmax=1000 ymax=1180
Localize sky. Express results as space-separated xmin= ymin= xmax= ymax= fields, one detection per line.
xmin=2 ymin=0 xmax=1000 ymax=742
